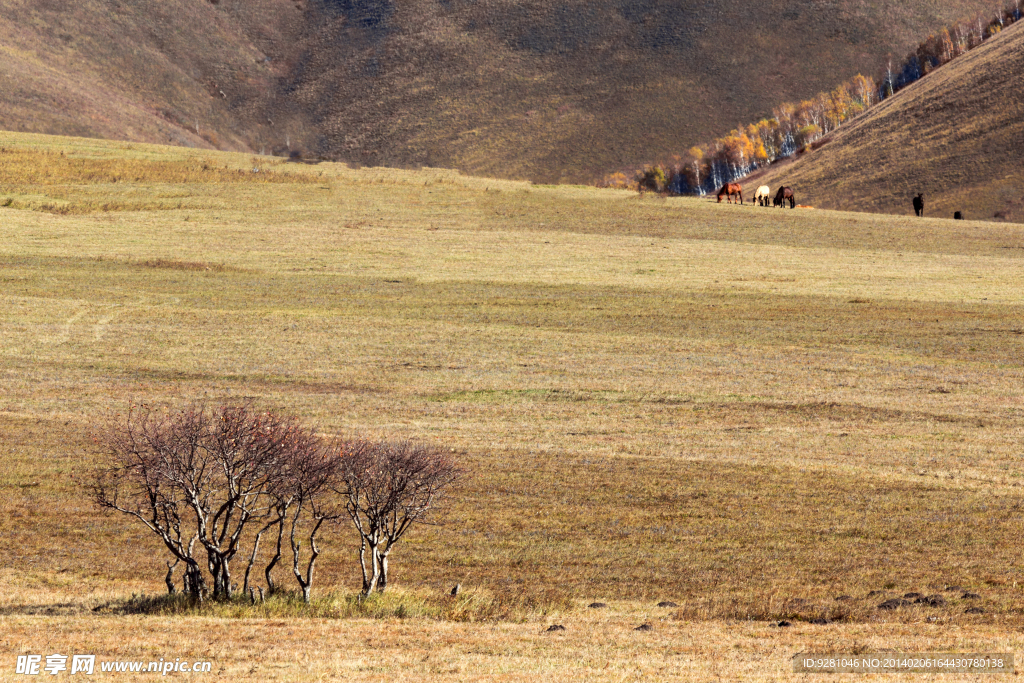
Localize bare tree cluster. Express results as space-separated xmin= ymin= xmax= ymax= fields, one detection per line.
xmin=91 ymin=402 xmax=462 ymax=602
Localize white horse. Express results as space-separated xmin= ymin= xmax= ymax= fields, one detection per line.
xmin=755 ymin=185 xmax=771 ymax=206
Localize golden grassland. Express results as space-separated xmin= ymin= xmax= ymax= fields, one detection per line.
xmin=1 ymin=131 xmax=1024 ymax=679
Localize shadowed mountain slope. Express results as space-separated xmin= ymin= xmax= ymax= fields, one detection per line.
xmin=0 ymin=0 xmax=1007 ymax=181
xmin=288 ymin=0 xmax=1004 ymax=181
xmin=752 ymin=19 xmax=1024 ymax=222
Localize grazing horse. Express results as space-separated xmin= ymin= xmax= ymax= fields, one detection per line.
xmin=717 ymin=183 xmax=743 ymax=204
xmin=755 ymin=185 xmax=771 ymax=206
xmin=913 ymin=193 xmax=924 ymax=216
xmin=773 ymin=186 xmax=795 ymax=209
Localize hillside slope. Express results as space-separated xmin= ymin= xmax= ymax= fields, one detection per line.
xmin=752 ymin=19 xmax=1024 ymax=222
xmin=0 ymin=0 xmax=311 ymax=153
xmin=0 ymin=0 xmax=1006 ymax=181
xmin=288 ymin=0 xmax=1004 ymax=181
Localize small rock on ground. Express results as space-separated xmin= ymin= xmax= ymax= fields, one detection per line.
xmin=915 ymin=595 xmax=946 ymax=607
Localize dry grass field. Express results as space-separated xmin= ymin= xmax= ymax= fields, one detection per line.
xmin=1 ymin=130 xmax=1024 ymax=679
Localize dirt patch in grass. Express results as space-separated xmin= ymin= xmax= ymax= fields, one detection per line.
xmin=134 ymin=259 xmax=247 ymax=273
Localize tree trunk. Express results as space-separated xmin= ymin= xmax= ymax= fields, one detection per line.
xmin=165 ymin=559 xmax=179 ymax=595
xmin=184 ymin=559 xmax=205 ymax=601
xmin=221 ymin=559 xmax=232 ymax=599
xmin=243 ymin=526 xmax=267 ymax=595
xmin=265 ymin=518 xmax=285 ymax=595
xmin=361 ymin=542 xmax=382 ymax=596
xmin=209 ymin=556 xmax=223 ymax=599
xmin=358 ymin=536 xmax=371 ymax=594
xmin=290 ymin=514 xmax=324 ymax=604
xmin=207 ymin=553 xmax=233 ymax=600
xmin=376 ymin=549 xmax=389 ymax=593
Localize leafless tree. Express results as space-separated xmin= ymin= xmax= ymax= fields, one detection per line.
xmin=91 ymin=403 xmax=210 ymax=600
xmin=242 ymin=493 xmax=291 ymax=597
xmin=240 ymin=434 xmax=340 ymax=600
xmin=335 ymin=440 xmax=463 ymax=596
xmin=92 ymin=403 xmax=464 ymax=604
xmin=285 ymin=439 xmax=344 ymax=603
xmin=92 ymin=401 xmax=324 ymax=601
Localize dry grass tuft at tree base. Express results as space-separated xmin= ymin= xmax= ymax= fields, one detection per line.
xmin=1 ymin=131 xmax=1024 ymax=679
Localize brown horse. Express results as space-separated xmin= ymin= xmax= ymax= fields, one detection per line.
xmin=773 ymin=186 xmax=795 ymax=209
xmin=717 ymin=183 xmax=743 ymax=204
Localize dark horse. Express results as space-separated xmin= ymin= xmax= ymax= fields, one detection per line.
xmin=717 ymin=183 xmax=743 ymax=204
xmin=913 ymin=193 xmax=924 ymax=216
xmin=773 ymin=186 xmax=795 ymax=209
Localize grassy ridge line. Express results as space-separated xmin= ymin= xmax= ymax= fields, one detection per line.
xmin=0 ymin=130 xmax=531 ymax=187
